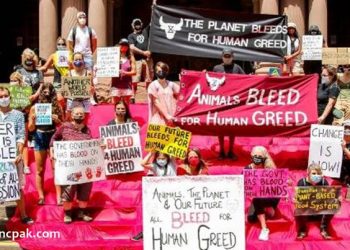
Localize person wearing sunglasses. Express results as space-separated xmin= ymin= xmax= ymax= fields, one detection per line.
xmin=213 ymin=48 xmax=245 ymax=161
xmin=245 ymin=146 xmax=279 ymax=241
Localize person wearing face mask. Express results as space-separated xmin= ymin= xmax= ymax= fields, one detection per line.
xmin=108 ymin=100 xmax=133 ymax=125
xmin=317 ymin=66 xmax=340 ymax=124
xmin=245 ymin=146 xmax=279 ymax=241
xmin=28 ymin=83 xmax=64 ymax=206
xmin=128 ymin=18 xmax=154 ymax=103
xmin=110 ymin=39 xmax=136 ymax=104
xmin=39 ymin=37 xmax=71 ymax=108
xmin=0 ymin=87 xmax=34 ymax=225
xmin=67 ymin=12 xmax=97 ymax=71
xmin=49 ymin=106 xmax=94 ymax=223
xmin=65 ymin=52 xmax=92 ymax=121
xmin=148 ymin=61 xmax=180 ymax=125
xmin=283 ymin=22 xmax=301 ymax=76
xmin=340 ymin=120 xmax=350 ymax=186
xmin=295 ymin=164 xmax=335 ymax=240
xmin=212 ymin=48 xmax=244 ymax=161
xmin=177 ymin=148 xmax=208 ymax=176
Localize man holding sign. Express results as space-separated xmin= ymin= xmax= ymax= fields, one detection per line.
xmin=0 ymin=86 xmax=33 ymax=224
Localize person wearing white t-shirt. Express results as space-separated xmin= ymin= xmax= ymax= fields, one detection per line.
xmin=67 ymin=11 xmax=97 ymax=70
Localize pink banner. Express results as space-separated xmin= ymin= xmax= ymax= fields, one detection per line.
xmin=243 ymin=168 xmax=289 ymax=198
xmin=175 ymin=70 xmax=318 ymax=137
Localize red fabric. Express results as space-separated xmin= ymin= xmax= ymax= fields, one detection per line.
xmin=175 ymin=70 xmax=318 ymax=137
xmin=7 ymin=104 xmax=350 ymax=250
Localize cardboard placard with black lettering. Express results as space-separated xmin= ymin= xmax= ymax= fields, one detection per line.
xmin=308 ymin=124 xmax=344 ymax=178
xmin=54 ymin=139 xmax=105 ymax=185
xmin=145 ymin=124 xmax=192 ymax=159
xmin=99 ymin=122 xmax=143 ymax=175
xmin=0 ymin=162 xmax=20 ymax=202
xmin=35 ymin=103 xmax=52 ymax=125
xmin=96 ymin=47 xmax=120 ymax=77
xmin=243 ymin=168 xmax=289 ymax=198
xmin=61 ymin=76 xmax=91 ymax=98
xmin=294 ymin=186 xmax=341 ymax=216
xmin=143 ymin=175 xmax=245 ymax=250
xmin=0 ymin=122 xmax=17 ymax=163
xmin=302 ymin=35 xmax=323 ymax=61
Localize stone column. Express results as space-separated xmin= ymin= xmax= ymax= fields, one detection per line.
xmin=308 ymin=0 xmax=327 ymax=41
xmin=39 ymin=0 xmax=58 ymax=59
xmin=88 ymin=0 xmax=107 ymax=47
xmin=61 ymin=0 xmax=86 ymax=39
xmin=281 ymin=0 xmax=306 ymax=35
xmin=107 ymin=0 xmax=115 ymax=45
xmin=259 ymin=0 xmax=279 ymax=15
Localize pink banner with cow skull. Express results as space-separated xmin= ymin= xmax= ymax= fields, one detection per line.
xmin=174 ymin=70 xmax=318 ymax=137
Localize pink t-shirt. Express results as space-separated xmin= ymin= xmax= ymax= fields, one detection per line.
xmin=147 ymin=80 xmax=180 ymax=125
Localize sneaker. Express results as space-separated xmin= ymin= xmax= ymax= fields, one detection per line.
xmin=23 ymin=166 xmax=31 ymax=174
xmin=21 ymin=217 xmax=34 ymax=225
xmin=296 ymin=231 xmax=306 ymax=240
xmin=131 ymin=231 xmax=143 ymax=241
xmin=320 ymin=230 xmax=332 ymax=240
xmin=77 ymin=210 xmax=93 ymax=222
xmin=258 ymin=228 xmax=270 ymax=241
xmin=218 ymin=151 xmax=226 ymax=160
xmin=64 ymin=210 xmax=72 ymax=224
xmin=227 ymin=151 xmax=238 ymax=161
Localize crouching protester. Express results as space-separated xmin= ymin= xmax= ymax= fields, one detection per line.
xmin=295 ymin=164 xmax=337 ymax=240
xmin=49 ymin=106 xmax=93 ymax=224
xmin=0 ymin=86 xmax=33 ymax=224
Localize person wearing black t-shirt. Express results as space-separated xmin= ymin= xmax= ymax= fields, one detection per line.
xmin=213 ymin=48 xmax=244 ymax=160
xmin=295 ymin=164 xmax=337 ymax=240
xmin=128 ymin=18 xmax=154 ymax=103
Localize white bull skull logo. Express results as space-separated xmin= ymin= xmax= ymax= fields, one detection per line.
xmin=206 ymin=73 xmax=225 ymax=91
xmin=159 ymin=16 xmax=183 ymax=40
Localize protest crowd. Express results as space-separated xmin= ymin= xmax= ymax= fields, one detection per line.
xmin=1 ymin=3 xmax=350 ymax=250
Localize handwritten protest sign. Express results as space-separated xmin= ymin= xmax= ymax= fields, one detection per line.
xmin=294 ymin=186 xmax=341 ymax=216
xmin=0 ymin=162 xmax=20 ymax=202
xmin=143 ymin=175 xmax=245 ymax=250
xmin=96 ymin=47 xmax=120 ymax=77
xmin=99 ymin=122 xmax=143 ymax=175
xmin=0 ymin=122 xmax=17 ymax=162
xmin=61 ymin=76 xmax=91 ymax=98
xmin=243 ymin=169 xmax=289 ymax=198
xmin=322 ymin=48 xmax=338 ymax=65
xmin=56 ymin=50 xmax=69 ymax=67
xmin=145 ymin=124 xmax=192 ymax=159
xmin=35 ymin=103 xmax=52 ymax=125
xmin=54 ymin=139 xmax=105 ymax=185
xmin=302 ymin=35 xmax=323 ymax=61
xmin=337 ymin=48 xmax=349 ymax=65
xmin=4 ymin=85 xmax=32 ymax=109
xmin=308 ymin=124 xmax=344 ymax=178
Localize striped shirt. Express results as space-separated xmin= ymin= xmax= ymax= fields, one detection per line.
xmin=0 ymin=109 xmax=25 ymax=144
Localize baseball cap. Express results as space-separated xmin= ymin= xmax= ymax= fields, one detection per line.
xmin=119 ymin=38 xmax=129 ymax=45
xmin=77 ymin=11 xmax=86 ymax=19
xmin=309 ymin=25 xmax=320 ymax=32
xmin=222 ymin=48 xmax=234 ymax=56
xmin=132 ymin=18 xmax=142 ymax=26
xmin=288 ymin=22 xmax=297 ymax=29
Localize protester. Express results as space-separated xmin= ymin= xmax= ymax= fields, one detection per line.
xmin=303 ymin=25 xmax=325 ymax=76
xmin=284 ymin=22 xmax=301 ymax=76
xmin=50 ymin=106 xmax=93 ymax=223
xmin=295 ymin=164 xmax=336 ymax=240
xmin=111 ymin=38 xmax=136 ymax=104
xmin=108 ymin=100 xmax=133 ymax=125
xmin=334 ymin=67 xmax=350 ymax=125
xmin=177 ymin=148 xmax=209 ymax=175
xmin=39 ymin=37 xmax=70 ymax=108
xmin=65 ymin=52 xmax=92 ymax=120
xmin=0 ymin=86 xmax=33 ymax=224
xmin=28 ymin=83 xmax=64 ymax=205
xmin=341 ymin=119 xmax=350 ymax=186
xmin=9 ymin=72 xmax=24 ymax=86
xmin=67 ymin=11 xmax=97 ymax=70
xmin=148 ymin=62 xmax=179 ymax=125
xmin=213 ymin=48 xmax=244 ymax=160
xmin=317 ymin=66 xmax=340 ymax=125
xmin=128 ymin=18 xmax=153 ymax=103
xmin=246 ymin=146 xmax=279 ymax=241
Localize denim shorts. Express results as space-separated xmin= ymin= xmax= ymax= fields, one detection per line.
xmin=34 ymin=130 xmax=55 ymax=151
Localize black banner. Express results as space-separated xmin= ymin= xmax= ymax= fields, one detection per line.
xmin=149 ymin=5 xmax=288 ymax=62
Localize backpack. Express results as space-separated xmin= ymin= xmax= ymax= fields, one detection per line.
xmin=72 ymin=26 xmax=93 ymax=51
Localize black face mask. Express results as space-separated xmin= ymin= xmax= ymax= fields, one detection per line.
xmin=156 ymin=70 xmax=167 ymax=80
xmin=73 ymin=117 xmax=84 ymax=124
xmin=251 ymin=155 xmax=266 ymax=165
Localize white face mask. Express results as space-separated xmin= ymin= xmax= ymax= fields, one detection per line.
xmin=0 ymin=97 xmax=10 ymax=107
xmin=321 ymin=76 xmax=330 ymax=85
